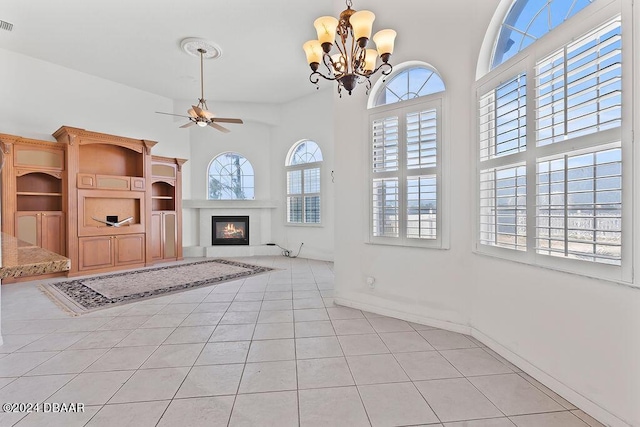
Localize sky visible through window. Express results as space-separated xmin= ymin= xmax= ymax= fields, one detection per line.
xmin=374 ymin=67 xmax=445 ymax=107
xmin=492 ymin=0 xmax=594 ymax=68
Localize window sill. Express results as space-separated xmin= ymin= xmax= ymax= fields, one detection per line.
xmin=366 ymin=238 xmax=448 ymax=250
xmin=285 ymin=222 xmax=324 ymax=228
xmin=472 ymin=246 xmax=636 ymax=289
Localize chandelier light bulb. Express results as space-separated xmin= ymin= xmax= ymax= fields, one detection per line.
xmin=373 ymin=29 xmax=397 ymax=61
xmin=314 ymin=16 xmax=339 ymax=49
xmin=197 ymin=121 xmax=208 ymax=127
xmin=363 ymin=49 xmax=378 ymax=73
xmin=303 ymin=40 xmax=323 ymax=69
xmin=349 ymin=10 xmax=376 ymax=47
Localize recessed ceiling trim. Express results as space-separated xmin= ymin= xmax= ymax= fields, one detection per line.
xmin=180 ymin=37 xmax=222 ymax=59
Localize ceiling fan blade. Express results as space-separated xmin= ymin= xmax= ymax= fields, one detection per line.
xmin=212 ymin=118 xmax=244 ymax=124
xmin=192 ymin=105 xmax=209 ymax=118
xmin=180 ymin=121 xmax=196 ymax=128
xmin=187 ymin=108 xmax=198 ymax=118
xmin=156 ymin=111 xmax=192 ymax=119
xmin=208 ymin=122 xmax=231 ymax=133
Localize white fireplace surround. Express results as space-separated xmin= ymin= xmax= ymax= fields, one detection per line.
xmin=182 ymin=199 xmax=280 ymax=258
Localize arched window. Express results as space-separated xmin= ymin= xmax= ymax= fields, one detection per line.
xmin=286 ymin=140 xmax=323 ymax=224
xmin=476 ymin=0 xmax=629 ymax=282
xmin=492 ymin=0 xmax=594 ymax=68
xmin=368 ymin=63 xmax=446 ymax=247
xmin=208 ymin=152 xmax=254 ymax=200
xmin=372 ymin=65 xmax=445 ymax=108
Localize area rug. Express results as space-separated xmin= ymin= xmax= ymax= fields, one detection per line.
xmin=39 ymin=259 xmax=273 ymax=316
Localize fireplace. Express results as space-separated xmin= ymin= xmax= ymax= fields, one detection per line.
xmin=212 ymin=216 xmax=249 ymax=245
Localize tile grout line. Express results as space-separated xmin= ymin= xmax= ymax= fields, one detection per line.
xmin=153 ymin=277 xmax=246 ymax=427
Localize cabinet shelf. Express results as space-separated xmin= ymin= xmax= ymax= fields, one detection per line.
xmin=17 ymin=192 xmax=63 ymax=197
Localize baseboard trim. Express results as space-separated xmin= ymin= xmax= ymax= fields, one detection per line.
xmin=334 ymin=296 xmax=631 ymax=427
xmin=333 ymin=296 xmax=471 ymax=334
xmin=471 ymin=328 xmax=632 ymax=427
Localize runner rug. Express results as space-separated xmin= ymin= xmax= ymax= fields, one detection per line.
xmin=39 ymin=259 xmax=273 ymax=316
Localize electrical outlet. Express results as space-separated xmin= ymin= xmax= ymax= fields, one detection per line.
xmin=366 ymin=276 xmax=376 ymax=289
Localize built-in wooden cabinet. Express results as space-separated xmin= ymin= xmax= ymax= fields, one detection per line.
xmin=0 ymin=128 xmax=186 ymax=281
xmin=15 ymin=211 xmax=66 ymax=255
xmin=0 ymin=135 xmax=67 ymax=251
xmin=150 ymin=211 xmax=177 ymax=261
xmin=148 ymin=156 xmax=186 ymax=263
xmin=78 ymin=233 xmax=145 ymax=272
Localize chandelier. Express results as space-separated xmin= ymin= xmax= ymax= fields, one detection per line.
xmin=303 ymin=0 xmax=397 ymax=96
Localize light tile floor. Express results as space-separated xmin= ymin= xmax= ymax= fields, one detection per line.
xmin=0 ymin=256 xmax=605 ymax=427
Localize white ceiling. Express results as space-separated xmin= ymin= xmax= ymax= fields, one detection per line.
xmin=0 ymin=0 xmax=334 ymax=104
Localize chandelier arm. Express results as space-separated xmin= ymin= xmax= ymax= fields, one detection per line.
xmin=332 ymin=30 xmax=349 ymax=73
xmin=322 ymin=53 xmax=337 ymax=77
xmin=349 ymin=28 xmax=358 ymax=75
xmin=372 ymin=62 xmax=393 ymax=77
xmin=310 ymin=70 xmax=338 ymax=83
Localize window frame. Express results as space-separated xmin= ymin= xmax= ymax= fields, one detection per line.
xmin=206 ymin=151 xmax=255 ymax=201
xmin=474 ymin=0 xmax=633 ymax=284
xmin=367 ymin=83 xmax=449 ymax=249
xmin=285 ymin=140 xmax=323 ymax=226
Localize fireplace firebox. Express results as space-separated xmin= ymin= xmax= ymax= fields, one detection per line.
xmin=212 ymin=216 xmax=249 ymax=245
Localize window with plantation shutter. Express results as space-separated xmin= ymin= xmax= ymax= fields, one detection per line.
xmin=286 ymin=140 xmax=323 ymax=225
xmin=479 ymin=73 xmax=527 ymax=161
xmin=536 ymin=147 xmax=621 ymax=265
xmin=480 ymin=165 xmax=527 ymax=251
xmin=535 ymin=18 xmax=622 ymax=146
xmin=369 ymin=63 xmax=446 ymax=247
xmin=476 ymin=0 xmax=630 ymax=283
xmin=372 ymin=117 xmax=399 ymax=173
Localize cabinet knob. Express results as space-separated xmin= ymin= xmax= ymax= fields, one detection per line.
xmin=42 ymin=213 xmax=46 ymax=216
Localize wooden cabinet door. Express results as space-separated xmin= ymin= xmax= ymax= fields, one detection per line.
xmin=163 ymin=212 xmax=177 ymax=259
xmin=40 ymin=212 xmax=65 ymax=255
xmin=15 ymin=212 xmax=39 ymax=246
xmin=115 ymin=234 xmax=145 ymax=266
xmin=150 ymin=213 xmax=163 ymax=260
xmin=78 ymin=236 xmax=114 ymax=271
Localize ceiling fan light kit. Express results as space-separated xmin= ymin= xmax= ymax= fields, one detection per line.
xmin=156 ymin=38 xmax=243 ymax=132
xmin=303 ymin=0 xmax=397 ymax=96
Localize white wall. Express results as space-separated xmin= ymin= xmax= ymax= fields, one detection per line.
xmin=0 ymin=48 xmax=190 ymax=157
xmin=332 ymin=1 xmax=640 ymax=426
xmin=183 ymin=109 xmax=276 ymax=249
xmin=183 ymin=91 xmax=334 ymax=261
xmin=270 ymin=89 xmax=335 ymax=261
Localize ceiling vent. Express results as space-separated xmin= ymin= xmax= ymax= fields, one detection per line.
xmin=0 ymin=20 xmax=13 ymax=32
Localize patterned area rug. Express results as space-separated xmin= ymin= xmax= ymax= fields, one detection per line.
xmin=39 ymin=259 xmax=273 ymax=316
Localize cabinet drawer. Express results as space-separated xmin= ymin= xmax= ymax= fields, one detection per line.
xmin=77 ymin=173 xmax=96 ymax=189
xmin=131 ymin=177 xmax=146 ymax=191
xmin=96 ymin=175 xmax=131 ymax=190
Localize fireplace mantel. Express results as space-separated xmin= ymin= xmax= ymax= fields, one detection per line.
xmin=182 ymin=199 xmax=279 ymax=258
xmin=183 ymin=200 xmax=277 ymax=209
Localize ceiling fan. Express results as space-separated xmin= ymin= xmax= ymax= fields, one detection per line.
xmin=156 ymin=47 xmax=243 ymax=133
